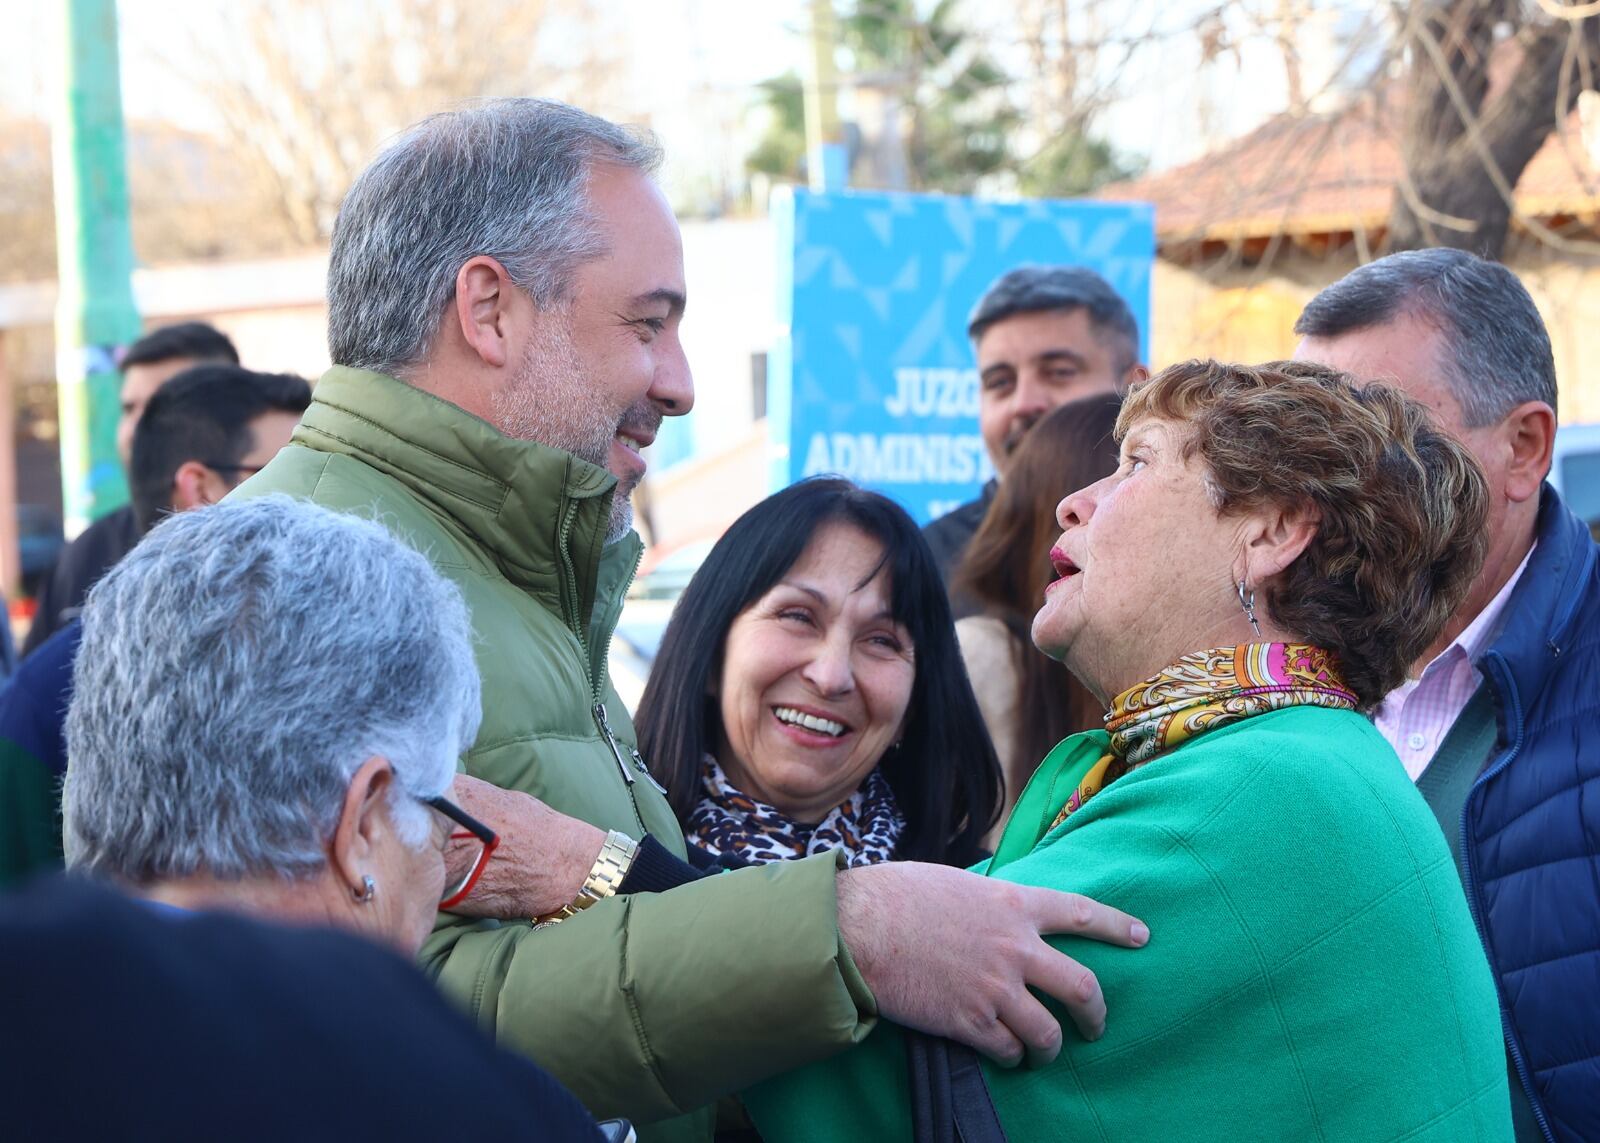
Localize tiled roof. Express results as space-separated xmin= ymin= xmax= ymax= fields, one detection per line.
xmin=1099 ymin=81 xmax=1600 ymax=246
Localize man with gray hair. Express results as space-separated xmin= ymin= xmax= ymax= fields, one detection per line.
xmin=237 ymin=99 xmax=1148 ymax=1141
xmin=923 ymin=264 xmax=1146 ymax=618
xmin=1294 ymin=248 xmax=1600 ymax=1143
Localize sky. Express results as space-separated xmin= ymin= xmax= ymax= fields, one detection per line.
xmin=0 ymin=0 xmax=1387 ymax=203
xmin=0 ymin=0 xmax=810 ymax=211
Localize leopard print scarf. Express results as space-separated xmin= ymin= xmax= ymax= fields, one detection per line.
xmin=686 ymin=755 xmax=905 ymax=867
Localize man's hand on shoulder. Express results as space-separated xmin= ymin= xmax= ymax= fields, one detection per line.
xmin=836 ymin=862 xmax=1148 ymax=1066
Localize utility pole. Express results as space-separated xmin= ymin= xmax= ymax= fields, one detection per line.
xmin=52 ymin=0 xmax=141 ymax=537
xmin=803 ymin=0 xmax=849 ymax=190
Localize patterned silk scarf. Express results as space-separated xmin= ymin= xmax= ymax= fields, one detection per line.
xmin=687 ymin=755 xmax=906 ymax=868
xmin=1049 ymin=644 xmax=1358 ymax=831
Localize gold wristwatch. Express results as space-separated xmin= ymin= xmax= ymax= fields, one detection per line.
xmin=534 ymin=830 xmax=639 ymax=925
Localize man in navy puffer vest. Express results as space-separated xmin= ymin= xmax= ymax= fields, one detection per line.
xmin=1294 ymin=248 xmax=1600 ymax=1143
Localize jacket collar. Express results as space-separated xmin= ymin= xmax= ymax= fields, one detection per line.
xmin=295 ymin=366 xmax=641 ymax=630
xmin=1482 ymin=483 xmax=1599 ymax=706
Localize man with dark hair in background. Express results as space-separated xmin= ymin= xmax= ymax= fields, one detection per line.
xmin=22 ymin=321 xmax=240 ymax=656
xmin=923 ymin=265 xmax=1146 ymax=618
xmin=0 ymin=365 xmax=308 ymax=886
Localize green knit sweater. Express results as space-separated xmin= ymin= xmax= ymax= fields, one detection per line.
xmin=746 ymin=707 xmax=1512 ymax=1142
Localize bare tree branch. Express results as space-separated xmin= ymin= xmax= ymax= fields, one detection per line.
xmin=1536 ymin=0 xmax=1600 ymax=21
xmin=1389 ymin=0 xmax=1600 ymax=256
xmin=155 ymin=0 xmax=596 ymax=250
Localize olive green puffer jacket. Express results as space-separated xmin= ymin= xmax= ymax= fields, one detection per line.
xmin=235 ymin=367 xmax=876 ymax=1142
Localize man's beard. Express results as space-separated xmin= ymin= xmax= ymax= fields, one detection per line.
xmin=491 ymin=316 xmax=655 ymax=544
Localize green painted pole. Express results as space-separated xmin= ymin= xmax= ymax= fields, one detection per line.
xmin=52 ymin=0 xmax=140 ymax=536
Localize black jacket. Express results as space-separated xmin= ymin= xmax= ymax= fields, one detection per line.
xmin=22 ymin=503 xmax=140 ymax=657
xmin=0 ymin=875 xmax=603 ymax=1142
xmin=921 ymin=481 xmax=998 ymax=621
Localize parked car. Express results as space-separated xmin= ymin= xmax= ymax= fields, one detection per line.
xmin=16 ymin=505 xmax=64 ymax=600
xmin=1552 ymin=423 xmax=1600 ymax=540
xmin=609 ymin=537 xmax=719 ymax=713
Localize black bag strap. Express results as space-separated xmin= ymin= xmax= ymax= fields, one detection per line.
xmin=947 ymin=1042 xmax=1006 ymax=1142
xmin=905 ymin=1031 xmax=1008 ymax=1143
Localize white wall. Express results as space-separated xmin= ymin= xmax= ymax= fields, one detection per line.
xmin=675 ymin=217 xmax=775 ymax=456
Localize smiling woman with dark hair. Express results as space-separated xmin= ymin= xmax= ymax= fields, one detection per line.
xmin=636 ymin=478 xmax=1001 ymax=869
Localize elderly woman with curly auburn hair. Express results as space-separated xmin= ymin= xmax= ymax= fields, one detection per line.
xmin=747 ymin=360 xmax=1514 ymax=1142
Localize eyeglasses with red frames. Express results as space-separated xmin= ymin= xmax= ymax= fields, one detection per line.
xmin=425 ymin=795 xmax=499 ymax=909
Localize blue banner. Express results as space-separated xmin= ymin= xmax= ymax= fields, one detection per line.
xmin=769 ymin=189 xmax=1154 ymax=523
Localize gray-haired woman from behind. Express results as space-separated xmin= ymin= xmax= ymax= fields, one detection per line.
xmin=63 ymin=495 xmax=494 ymax=955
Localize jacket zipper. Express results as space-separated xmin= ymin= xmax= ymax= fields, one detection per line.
xmin=593 ymin=700 xmax=635 ymax=786
xmin=629 ymin=743 xmax=666 ymax=795
xmin=551 ymin=498 xmax=642 ymax=809
xmin=588 ymin=543 xmax=665 ymax=794
xmin=1461 ymin=650 xmax=1554 ymax=1143
xmin=557 ymin=501 xmax=661 ymax=815
xmin=555 ymin=498 xmax=583 ymax=635
xmin=586 ymin=540 xmax=641 ymax=704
